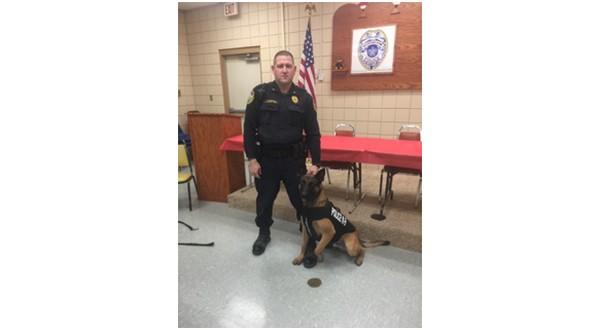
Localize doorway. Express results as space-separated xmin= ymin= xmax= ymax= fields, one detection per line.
xmin=219 ymin=47 xmax=262 ymax=114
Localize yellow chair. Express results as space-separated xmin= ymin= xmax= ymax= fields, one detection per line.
xmin=179 ymin=144 xmax=199 ymax=211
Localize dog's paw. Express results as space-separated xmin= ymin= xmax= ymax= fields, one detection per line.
xmin=317 ymin=254 xmax=324 ymax=262
xmin=292 ymin=256 xmax=304 ymax=265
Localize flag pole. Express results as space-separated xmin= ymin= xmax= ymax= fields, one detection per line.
xmin=305 ymin=3 xmax=316 ymax=17
xmin=300 ymin=3 xmax=317 ymax=108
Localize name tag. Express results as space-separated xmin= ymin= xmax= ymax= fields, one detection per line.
xmin=330 ymin=207 xmax=347 ymax=226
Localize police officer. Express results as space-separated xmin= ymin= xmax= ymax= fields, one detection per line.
xmin=243 ymin=50 xmax=321 ymax=262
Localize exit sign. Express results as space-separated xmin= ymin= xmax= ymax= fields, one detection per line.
xmin=224 ymin=3 xmax=239 ymax=17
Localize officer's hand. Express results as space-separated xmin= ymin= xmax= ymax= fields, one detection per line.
xmin=248 ymin=159 xmax=262 ymax=179
xmin=307 ymin=165 xmax=319 ymax=176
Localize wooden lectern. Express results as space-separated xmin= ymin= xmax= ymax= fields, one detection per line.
xmin=187 ymin=113 xmax=245 ymax=202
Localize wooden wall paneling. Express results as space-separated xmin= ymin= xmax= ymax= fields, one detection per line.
xmin=331 ymin=2 xmax=421 ymax=90
xmin=187 ymin=113 xmax=245 ymax=202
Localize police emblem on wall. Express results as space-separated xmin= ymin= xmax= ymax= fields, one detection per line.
xmin=351 ymin=25 xmax=397 ymax=74
xmin=358 ymin=29 xmax=387 ymax=70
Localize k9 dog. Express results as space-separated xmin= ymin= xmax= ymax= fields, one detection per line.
xmin=293 ymin=168 xmax=390 ymax=267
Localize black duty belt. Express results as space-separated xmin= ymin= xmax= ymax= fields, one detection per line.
xmin=262 ymin=147 xmax=294 ymax=158
xmin=261 ymin=143 xmax=302 ymax=159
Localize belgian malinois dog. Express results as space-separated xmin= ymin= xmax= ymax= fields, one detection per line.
xmin=293 ymin=168 xmax=390 ymax=266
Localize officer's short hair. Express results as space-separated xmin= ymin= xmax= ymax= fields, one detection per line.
xmin=272 ymin=50 xmax=295 ymax=65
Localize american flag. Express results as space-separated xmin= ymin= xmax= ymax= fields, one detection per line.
xmin=298 ymin=17 xmax=317 ymax=107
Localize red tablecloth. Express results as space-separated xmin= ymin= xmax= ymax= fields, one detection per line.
xmin=219 ymin=134 xmax=244 ymax=151
xmin=219 ymin=134 xmax=421 ymax=170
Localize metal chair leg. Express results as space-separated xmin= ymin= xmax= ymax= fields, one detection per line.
xmin=386 ymin=173 xmax=394 ymax=200
xmin=383 ymin=172 xmax=393 ymax=208
xmin=371 ymin=170 xmax=390 ymax=221
xmin=187 ymin=181 xmax=192 ymax=211
xmin=326 ymin=167 xmax=331 ymax=184
xmin=377 ymin=168 xmax=384 ymax=203
xmin=345 ymin=168 xmax=350 ymax=200
xmin=351 ymin=164 xmax=357 ymax=200
xmin=348 ymin=164 xmax=367 ymax=215
xmin=415 ymin=175 xmax=422 ymax=208
xmin=384 ymin=171 xmax=392 ymax=204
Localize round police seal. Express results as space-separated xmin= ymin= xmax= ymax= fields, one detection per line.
xmin=357 ymin=29 xmax=388 ymax=71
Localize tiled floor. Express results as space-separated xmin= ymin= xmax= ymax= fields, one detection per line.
xmin=178 ymin=194 xmax=422 ymax=327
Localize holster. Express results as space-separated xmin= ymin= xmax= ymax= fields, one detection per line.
xmin=291 ymin=142 xmax=306 ymax=159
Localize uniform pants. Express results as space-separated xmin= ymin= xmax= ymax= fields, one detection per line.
xmin=254 ymin=156 xmax=306 ymax=232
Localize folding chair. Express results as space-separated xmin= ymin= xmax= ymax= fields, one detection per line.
xmin=178 ymin=144 xmax=199 ymax=211
xmin=319 ymin=123 xmax=359 ymax=200
xmin=371 ymin=125 xmax=422 ymax=220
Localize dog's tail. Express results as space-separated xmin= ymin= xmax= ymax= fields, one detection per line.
xmin=359 ymin=239 xmax=391 ymax=248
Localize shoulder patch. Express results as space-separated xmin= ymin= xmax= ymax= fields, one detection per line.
xmin=247 ymin=90 xmax=254 ymax=104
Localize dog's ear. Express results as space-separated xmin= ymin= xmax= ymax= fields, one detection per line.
xmin=314 ymin=167 xmax=326 ymax=183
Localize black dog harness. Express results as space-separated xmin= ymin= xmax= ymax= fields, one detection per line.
xmin=301 ymin=201 xmax=356 ymax=244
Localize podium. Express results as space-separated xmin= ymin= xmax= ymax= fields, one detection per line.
xmin=187 ymin=113 xmax=246 ymax=202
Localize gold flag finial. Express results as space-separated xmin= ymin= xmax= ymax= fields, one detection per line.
xmin=305 ymin=3 xmax=316 ymax=16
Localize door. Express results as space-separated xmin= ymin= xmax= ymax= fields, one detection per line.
xmin=220 ymin=47 xmax=262 ymax=114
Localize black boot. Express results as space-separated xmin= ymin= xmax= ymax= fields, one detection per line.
xmin=303 ymin=239 xmax=317 ymax=268
xmin=252 ymin=230 xmax=271 ymax=256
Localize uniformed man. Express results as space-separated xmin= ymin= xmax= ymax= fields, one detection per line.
xmin=243 ymin=50 xmax=321 ymax=263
